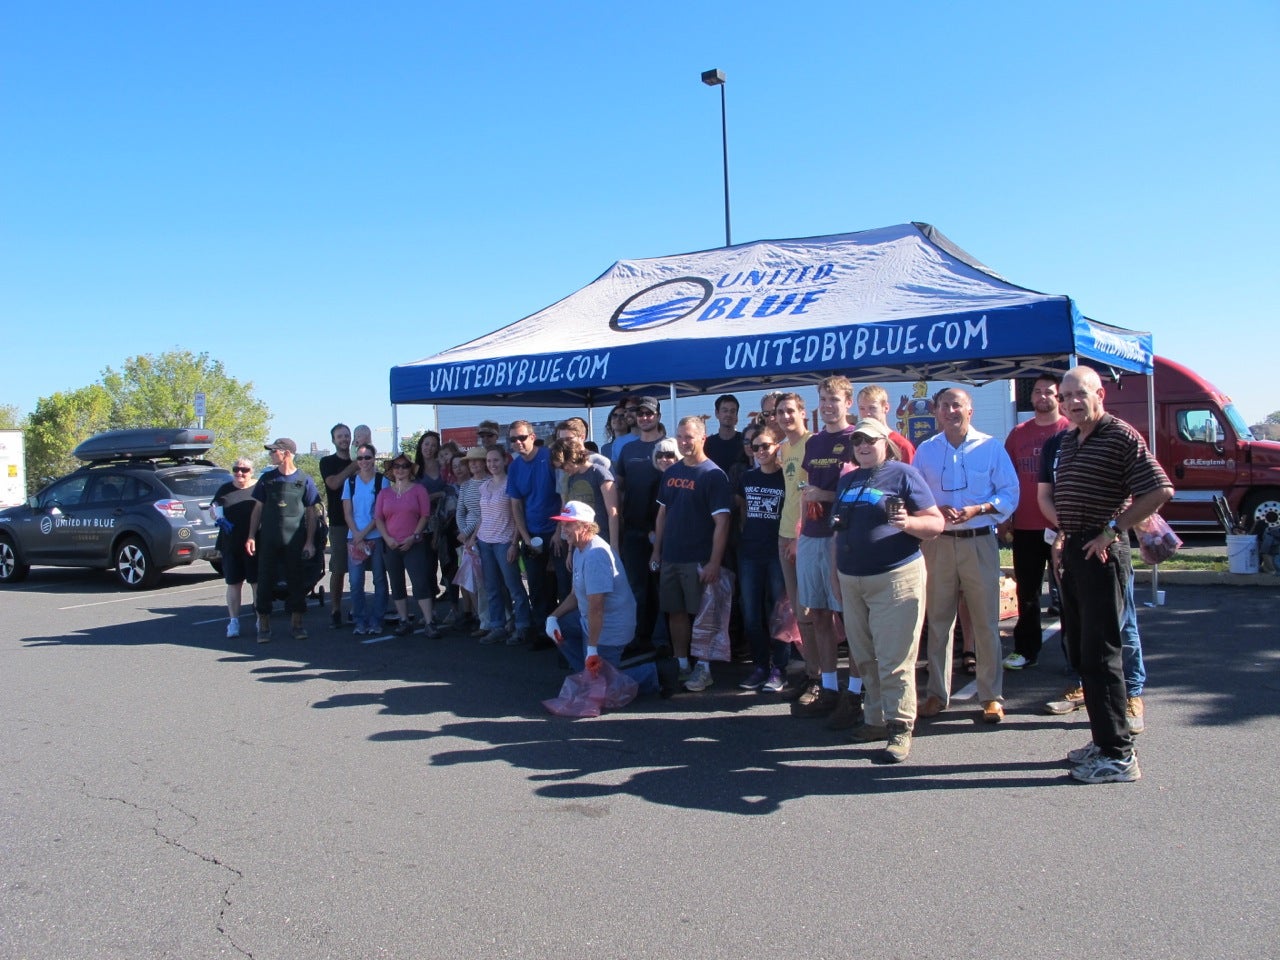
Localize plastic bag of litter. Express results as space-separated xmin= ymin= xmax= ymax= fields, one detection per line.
xmin=770 ymin=597 xmax=802 ymax=647
xmin=691 ymin=568 xmax=735 ymax=662
xmin=543 ymin=658 xmax=639 ymax=718
xmin=1134 ymin=513 xmax=1182 ymax=565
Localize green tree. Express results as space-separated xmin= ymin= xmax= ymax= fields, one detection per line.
xmin=100 ymin=350 xmax=270 ymax=467
xmin=0 ymin=403 xmax=20 ymax=430
xmin=292 ymin=453 xmax=325 ymax=506
xmin=24 ymin=385 xmax=114 ymax=490
xmin=1267 ymin=411 xmax=1280 ymax=425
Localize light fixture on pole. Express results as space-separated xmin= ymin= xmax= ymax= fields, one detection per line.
xmin=701 ymin=68 xmax=731 ymax=247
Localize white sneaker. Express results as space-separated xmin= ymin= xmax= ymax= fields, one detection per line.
xmin=1067 ymin=742 xmax=1102 ymax=765
xmin=1002 ymin=652 xmax=1032 ymax=670
xmin=683 ymin=661 xmax=714 ymax=692
xmin=226 ymin=618 xmax=240 ymax=638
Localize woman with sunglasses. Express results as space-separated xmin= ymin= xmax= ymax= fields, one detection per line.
xmin=734 ymin=425 xmax=790 ymax=692
xmin=829 ymin=419 xmax=943 ymax=763
xmin=375 ymin=454 xmax=441 ymax=638
xmin=210 ymin=457 xmax=259 ymax=639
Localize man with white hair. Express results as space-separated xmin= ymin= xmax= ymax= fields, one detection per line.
xmin=1039 ymin=366 xmax=1171 ymax=783
xmin=545 ymin=501 xmax=673 ymax=696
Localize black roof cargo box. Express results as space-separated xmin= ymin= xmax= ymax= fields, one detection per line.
xmin=73 ymin=428 xmax=216 ymax=462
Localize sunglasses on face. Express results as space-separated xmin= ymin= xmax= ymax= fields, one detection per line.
xmin=636 ymin=410 xmax=657 ymax=417
xmin=853 ymin=436 xmax=882 ymax=446
xmin=751 ymin=443 xmax=775 ymax=452
xmin=508 ymin=434 xmax=531 ymax=443
xmin=233 ymin=467 xmax=252 ymax=474
xmin=356 ymin=455 xmax=374 ymax=461
xmin=655 ymin=452 xmax=677 ymax=460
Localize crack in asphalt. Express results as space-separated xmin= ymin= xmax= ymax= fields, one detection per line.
xmin=73 ymin=776 xmax=255 ymax=959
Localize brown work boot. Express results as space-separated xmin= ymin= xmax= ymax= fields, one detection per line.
xmin=791 ymin=684 xmax=839 ymax=717
xmin=291 ymin=613 xmax=308 ymax=641
xmin=781 ymin=675 xmax=820 ymax=701
xmin=878 ymin=722 xmax=912 ymax=763
xmin=257 ymin=614 xmax=271 ymax=643
xmin=1126 ymin=696 xmax=1145 ymax=734
xmin=1044 ymin=685 xmax=1085 ymax=715
xmin=918 ymin=694 xmax=945 ymax=718
xmin=825 ymin=690 xmax=865 ymax=730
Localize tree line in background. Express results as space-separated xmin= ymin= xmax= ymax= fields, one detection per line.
xmin=1250 ymin=413 xmax=1280 ymax=442
xmin=2 ymin=350 xmax=270 ymax=493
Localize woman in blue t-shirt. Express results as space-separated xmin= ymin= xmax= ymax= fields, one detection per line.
xmin=830 ymin=418 xmax=944 ymax=763
xmin=733 ymin=425 xmax=789 ymax=693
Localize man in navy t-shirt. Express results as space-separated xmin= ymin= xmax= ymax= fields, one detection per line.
xmin=651 ymin=416 xmax=731 ymax=693
xmin=505 ymin=420 xmax=561 ymax=644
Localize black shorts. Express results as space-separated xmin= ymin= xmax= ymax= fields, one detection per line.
xmin=221 ymin=544 xmax=258 ymax=586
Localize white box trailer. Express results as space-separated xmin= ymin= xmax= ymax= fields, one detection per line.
xmin=0 ymin=430 xmax=26 ymax=508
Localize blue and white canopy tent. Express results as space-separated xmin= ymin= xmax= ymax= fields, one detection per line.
xmin=389 ymin=222 xmax=1153 ymax=409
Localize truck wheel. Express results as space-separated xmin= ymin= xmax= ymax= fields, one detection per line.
xmin=114 ymin=536 xmax=160 ymax=590
xmin=0 ymin=536 xmax=29 ymax=583
xmin=1240 ymin=490 xmax=1280 ymax=531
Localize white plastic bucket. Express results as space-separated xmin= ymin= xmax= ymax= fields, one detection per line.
xmin=1227 ymin=534 xmax=1259 ymax=575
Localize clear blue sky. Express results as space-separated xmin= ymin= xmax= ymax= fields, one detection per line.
xmin=3 ymin=1 xmax=1277 ymax=455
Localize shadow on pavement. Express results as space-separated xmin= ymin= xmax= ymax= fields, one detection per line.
xmin=17 ymin=582 xmax=1279 ymax=814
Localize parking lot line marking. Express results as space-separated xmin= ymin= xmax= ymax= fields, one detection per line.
xmin=59 ymin=585 xmax=217 ymax=610
xmin=361 ymin=634 xmax=393 ymax=644
xmin=192 ymin=617 xmax=227 ymax=625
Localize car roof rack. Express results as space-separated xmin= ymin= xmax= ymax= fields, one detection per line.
xmin=73 ymin=428 xmax=216 ymax=463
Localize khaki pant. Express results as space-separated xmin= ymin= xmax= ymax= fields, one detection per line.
xmin=921 ymin=534 xmax=1003 ymax=705
xmin=839 ymin=556 xmax=927 ymax=727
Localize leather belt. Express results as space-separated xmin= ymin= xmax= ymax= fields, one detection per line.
xmin=940 ymin=526 xmax=993 ymax=539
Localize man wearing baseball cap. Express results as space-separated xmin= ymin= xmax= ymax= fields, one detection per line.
xmin=247 ymin=438 xmax=322 ymax=641
xmin=545 ymin=501 xmax=675 ymax=697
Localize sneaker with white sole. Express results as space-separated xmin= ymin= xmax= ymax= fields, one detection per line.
xmin=739 ymin=666 xmax=769 ymax=690
xmin=226 ymin=618 xmax=240 ymax=639
xmin=1002 ymin=652 xmax=1035 ymax=670
xmin=1067 ymin=742 xmax=1102 ymax=765
xmin=762 ymin=667 xmax=786 ymax=693
xmin=684 ymin=661 xmax=714 ymax=692
xmin=1070 ymin=753 xmax=1141 ymax=783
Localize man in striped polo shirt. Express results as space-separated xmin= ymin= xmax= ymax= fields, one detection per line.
xmin=1040 ymin=366 xmax=1172 ymax=784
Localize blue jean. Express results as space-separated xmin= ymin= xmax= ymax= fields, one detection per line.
xmin=557 ymin=610 xmax=659 ymax=695
xmin=738 ymin=550 xmax=789 ymax=670
xmin=479 ymin=539 xmax=532 ymax=630
xmin=1060 ymin=568 xmax=1144 ymax=697
xmin=348 ymin=539 xmax=388 ymax=630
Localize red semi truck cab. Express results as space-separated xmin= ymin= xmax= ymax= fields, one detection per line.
xmin=1105 ymin=356 xmax=1280 ymax=531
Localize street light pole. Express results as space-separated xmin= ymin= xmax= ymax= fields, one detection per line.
xmin=701 ymin=68 xmax=731 ymax=247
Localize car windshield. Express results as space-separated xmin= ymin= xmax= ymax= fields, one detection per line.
xmin=162 ymin=470 xmax=232 ymax=498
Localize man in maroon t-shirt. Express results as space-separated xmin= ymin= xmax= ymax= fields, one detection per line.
xmin=793 ymin=375 xmax=862 ymax=727
xmin=1000 ymin=375 xmax=1070 ymax=669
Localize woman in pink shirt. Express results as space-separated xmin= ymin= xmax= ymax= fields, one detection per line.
xmin=375 ymin=454 xmax=440 ymax=638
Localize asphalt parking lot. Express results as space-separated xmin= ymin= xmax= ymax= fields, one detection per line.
xmin=3 ymin=563 xmax=1278 ymax=959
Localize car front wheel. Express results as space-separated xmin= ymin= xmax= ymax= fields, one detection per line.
xmin=114 ymin=536 xmax=160 ymax=589
xmin=0 ymin=536 xmax=29 ymax=583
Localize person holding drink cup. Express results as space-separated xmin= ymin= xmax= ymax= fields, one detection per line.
xmin=830 ymin=418 xmax=944 ymax=762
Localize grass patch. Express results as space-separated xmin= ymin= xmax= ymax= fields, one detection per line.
xmin=998 ymin=547 xmax=1228 ymax=572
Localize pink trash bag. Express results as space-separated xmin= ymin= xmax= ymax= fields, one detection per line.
xmin=542 ymin=658 xmax=639 ymax=718
xmin=1134 ymin=512 xmax=1183 ymax=565
xmin=691 ymin=568 xmax=735 ymax=662
xmin=770 ymin=597 xmax=802 ymax=648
